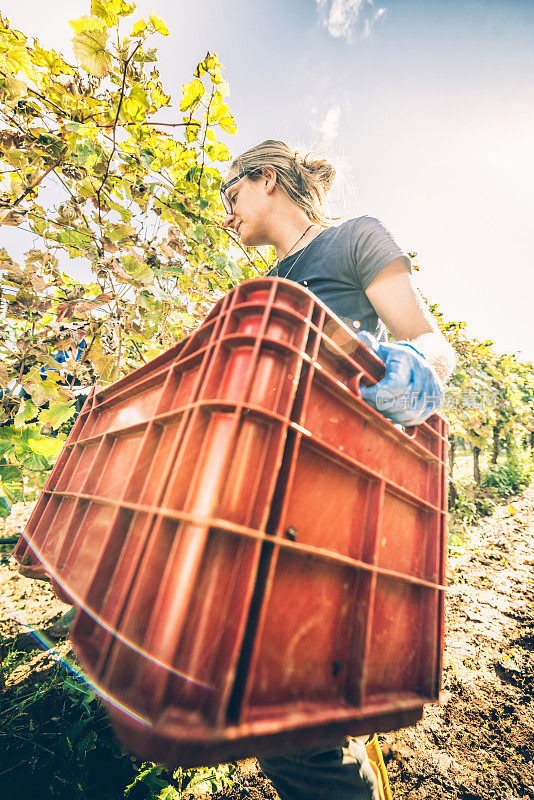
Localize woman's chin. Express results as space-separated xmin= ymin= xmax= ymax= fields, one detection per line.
xmin=240 ymin=229 xmax=265 ymax=248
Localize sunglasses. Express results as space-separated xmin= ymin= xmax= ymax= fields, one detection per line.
xmin=220 ymin=170 xmax=250 ymax=215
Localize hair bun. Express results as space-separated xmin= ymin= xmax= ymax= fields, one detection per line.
xmin=296 ymin=150 xmax=336 ymax=192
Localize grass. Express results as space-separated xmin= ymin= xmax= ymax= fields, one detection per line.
xmin=0 ymin=639 xmax=235 ymax=800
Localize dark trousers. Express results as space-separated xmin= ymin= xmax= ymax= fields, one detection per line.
xmin=258 ymin=737 xmax=380 ymax=800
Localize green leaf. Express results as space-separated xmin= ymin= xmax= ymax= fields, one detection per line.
xmin=79 ymin=730 xmax=98 ymax=753
xmin=64 ymin=121 xmax=94 ymax=134
xmin=55 ymin=228 xmax=96 ymax=256
xmin=159 ymin=786 xmax=180 ymax=800
xmin=0 ymin=474 xmax=24 ymax=502
xmin=0 ymin=436 xmax=15 ymax=457
xmin=39 ymin=401 xmax=76 ymax=430
xmin=193 ymin=223 xmax=205 ymax=243
xmin=145 ymin=284 xmax=175 ymax=303
xmin=179 ymin=78 xmax=204 ymax=112
xmin=138 ymin=147 xmax=155 ymax=168
xmin=0 ymin=464 xmax=22 ymax=483
xmin=14 ymin=399 xmax=39 ymax=428
xmin=75 ymin=141 xmax=99 ymax=168
xmin=124 ymin=764 xmax=169 ymax=797
xmin=148 ymin=14 xmax=169 ymax=35
xmin=66 ymin=718 xmax=90 ymax=744
xmin=107 ymin=223 xmax=137 ymax=243
xmin=121 ymin=255 xmax=153 ymax=285
xmin=99 ymin=195 xmax=132 ymax=222
xmin=0 ymin=495 xmax=11 ymax=518
xmin=21 ymin=448 xmax=48 ymax=475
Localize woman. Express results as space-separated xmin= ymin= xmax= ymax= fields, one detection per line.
xmin=221 ymin=140 xmax=455 ymax=800
xmin=222 ymin=140 xmax=455 ymax=429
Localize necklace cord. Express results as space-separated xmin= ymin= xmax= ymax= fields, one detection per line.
xmin=273 ymin=224 xmax=315 ymax=279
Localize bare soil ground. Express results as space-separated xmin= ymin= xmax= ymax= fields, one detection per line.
xmin=383 ymin=488 xmax=534 ymax=800
xmin=1 ymin=487 xmax=533 ymax=799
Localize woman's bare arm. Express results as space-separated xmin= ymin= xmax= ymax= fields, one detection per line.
xmin=365 ymin=258 xmax=456 ymax=384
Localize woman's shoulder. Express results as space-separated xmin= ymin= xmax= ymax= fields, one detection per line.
xmin=330 ymin=216 xmax=405 ymax=247
xmin=334 ymin=216 xmax=389 ymax=234
xmin=312 ymin=217 xmax=390 ymax=249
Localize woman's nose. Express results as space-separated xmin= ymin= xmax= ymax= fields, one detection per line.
xmin=223 ymin=212 xmax=236 ymax=228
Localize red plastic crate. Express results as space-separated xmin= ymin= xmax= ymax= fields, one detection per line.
xmin=14 ymin=278 xmax=448 ymax=767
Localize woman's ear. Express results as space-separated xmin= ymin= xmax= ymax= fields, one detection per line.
xmin=262 ymin=167 xmax=277 ymax=195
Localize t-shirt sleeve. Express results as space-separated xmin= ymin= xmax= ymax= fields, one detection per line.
xmin=350 ymin=216 xmax=412 ymax=291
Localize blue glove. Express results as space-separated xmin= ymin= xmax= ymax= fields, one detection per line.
xmin=356 ymin=331 xmax=444 ymax=427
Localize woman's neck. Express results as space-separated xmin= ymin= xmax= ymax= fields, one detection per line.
xmin=271 ymin=217 xmax=322 ymax=261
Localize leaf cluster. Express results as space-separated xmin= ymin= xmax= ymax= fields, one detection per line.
xmin=0 ymin=1 xmax=268 ymax=510
xmin=428 ymin=303 xmax=534 ymax=452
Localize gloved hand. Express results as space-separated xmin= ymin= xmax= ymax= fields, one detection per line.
xmin=355 ymin=331 xmax=444 ymax=427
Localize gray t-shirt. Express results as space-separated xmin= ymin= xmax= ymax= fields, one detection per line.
xmin=267 ymin=216 xmax=411 ymax=340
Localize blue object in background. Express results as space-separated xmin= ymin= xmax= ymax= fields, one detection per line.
xmin=39 ymin=339 xmax=87 ymax=379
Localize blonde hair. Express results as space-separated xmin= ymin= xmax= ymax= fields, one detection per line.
xmin=231 ymin=140 xmax=336 ymax=226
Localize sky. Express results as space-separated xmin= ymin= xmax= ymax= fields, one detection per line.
xmin=2 ymin=0 xmax=534 ymax=360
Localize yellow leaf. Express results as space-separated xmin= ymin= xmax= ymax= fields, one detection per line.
xmin=180 ymin=78 xmax=204 ymax=112
xmin=209 ymin=95 xmax=236 ymax=134
xmin=72 ymin=27 xmax=111 ymax=77
xmin=148 ymin=14 xmax=169 ymax=36
xmin=69 ymin=15 xmax=106 ymax=35
xmin=3 ymin=44 xmax=33 ymax=79
xmin=91 ymin=0 xmax=114 ymax=25
xmin=149 ymin=81 xmax=170 ymax=109
xmin=120 ymin=254 xmax=153 ymax=285
xmin=107 ymin=223 xmax=136 ymax=243
xmin=91 ymin=0 xmax=136 ymax=27
xmin=131 ymin=18 xmax=146 ymax=36
xmin=121 ymin=85 xmax=149 ymax=123
xmin=207 ymin=140 xmax=230 ymax=162
xmin=507 ymin=504 xmax=516 ymax=515
xmin=88 ymin=338 xmax=116 ymax=383
xmin=28 ymin=434 xmax=64 ymax=460
xmin=3 ymin=76 xmax=27 ymax=104
xmin=218 ymin=110 xmax=236 ymax=135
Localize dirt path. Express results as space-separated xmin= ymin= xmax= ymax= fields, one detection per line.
xmin=1 ymin=488 xmax=533 ymax=799
xmin=383 ymin=488 xmax=534 ymax=800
